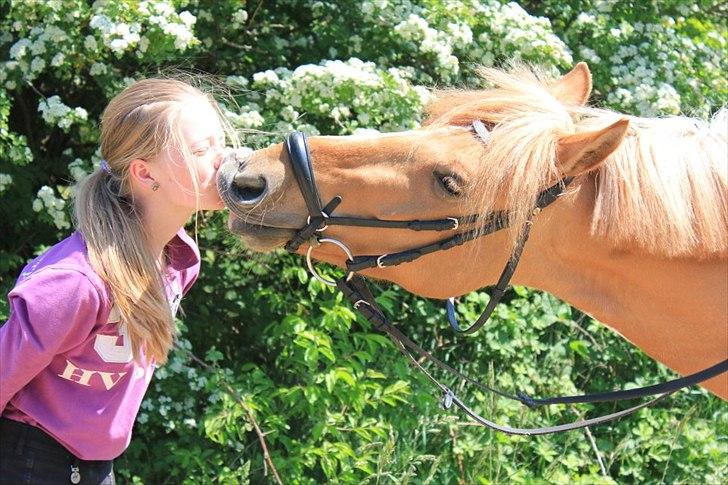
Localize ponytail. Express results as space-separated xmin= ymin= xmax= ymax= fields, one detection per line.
xmin=75 ymin=166 xmax=173 ymax=363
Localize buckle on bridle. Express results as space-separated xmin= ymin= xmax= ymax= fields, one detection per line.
xmin=353 ymin=299 xmax=370 ymax=310
xmin=306 ymin=213 xmax=329 ymax=232
xmin=376 ymin=254 xmax=389 ymax=269
xmin=442 ymin=389 xmax=455 ymax=409
xmin=448 ymin=217 xmax=459 ymax=230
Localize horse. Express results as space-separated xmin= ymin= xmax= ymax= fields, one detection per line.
xmin=217 ymin=62 xmax=728 ymax=401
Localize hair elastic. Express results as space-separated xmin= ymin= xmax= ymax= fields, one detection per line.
xmin=100 ymin=159 xmax=112 ymax=175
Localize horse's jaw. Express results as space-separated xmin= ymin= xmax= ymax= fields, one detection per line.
xmin=225 ymin=214 xmax=294 ymax=252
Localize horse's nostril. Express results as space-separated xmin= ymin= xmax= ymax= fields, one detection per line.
xmin=232 ymin=172 xmax=267 ymax=202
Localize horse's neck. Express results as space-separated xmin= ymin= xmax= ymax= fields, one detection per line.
xmin=518 ymin=177 xmax=728 ymax=399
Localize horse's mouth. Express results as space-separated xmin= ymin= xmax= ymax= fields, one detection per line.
xmin=227 ymin=214 xmax=297 ymax=252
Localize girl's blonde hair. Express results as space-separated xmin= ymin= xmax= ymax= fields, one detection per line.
xmin=74 ymin=78 xmax=236 ymax=364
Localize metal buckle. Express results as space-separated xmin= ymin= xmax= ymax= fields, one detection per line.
xmin=376 ymin=254 xmax=389 ymax=269
xmin=353 ymin=299 xmax=371 ymax=310
xmin=306 ymin=237 xmax=354 ymax=286
xmin=442 ymin=389 xmax=455 ymax=409
xmin=317 ymin=211 xmax=330 ymax=232
xmin=447 ymin=217 xmax=459 ymax=230
xmin=306 ymin=214 xmax=329 ymax=232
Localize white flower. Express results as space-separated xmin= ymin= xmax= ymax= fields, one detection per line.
xmin=109 ymin=38 xmax=127 ymax=54
xmin=84 ymin=35 xmax=98 ymax=51
xmin=138 ymin=36 xmax=150 ymax=53
xmin=34 ymin=186 xmax=70 ymax=229
xmin=225 ymin=75 xmax=249 ymax=88
xmin=447 ymin=23 xmax=473 ymax=48
xmin=89 ymin=62 xmax=107 ymax=76
xmin=9 ymin=39 xmax=31 ymax=59
xmin=30 ymin=39 xmax=46 ymax=55
xmin=30 ymin=57 xmax=45 ymax=73
xmin=50 ymin=52 xmax=65 ymax=67
xmin=228 ymin=110 xmax=265 ymax=129
xmin=0 ymin=173 xmax=13 ymax=194
xmin=253 ymin=70 xmax=280 ymax=86
xmin=232 ymin=9 xmax=248 ymax=24
xmin=179 ymin=11 xmax=196 ymax=26
xmin=394 ymin=14 xmax=429 ymax=40
xmin=38 ymin=95 xmax=87 ymax=129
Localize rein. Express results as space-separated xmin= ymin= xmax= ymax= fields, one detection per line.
xmin=281 ymin=128 xmax=728 ymax=435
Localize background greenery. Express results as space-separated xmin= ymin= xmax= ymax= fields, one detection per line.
xmin=1 ymin=1 xmax=727 ymax=483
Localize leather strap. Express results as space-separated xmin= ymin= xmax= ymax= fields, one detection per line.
xmin=337 ymin=274 xmax=727 ymax=435
xmin=286 ymin=132 xmax=323 ymax=219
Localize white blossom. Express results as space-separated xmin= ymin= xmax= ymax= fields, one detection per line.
xmin=0 ymin=173 xmax=13 ymax=194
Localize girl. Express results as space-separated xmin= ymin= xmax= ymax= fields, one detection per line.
xmin=0 ymin=78 xmax=235 ymax=484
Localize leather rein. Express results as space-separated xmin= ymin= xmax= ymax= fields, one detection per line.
xmin=281 ymin=128 xmax=728 ymax=435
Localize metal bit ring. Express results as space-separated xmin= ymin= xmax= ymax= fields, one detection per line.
xmin=306 ymin=237 xmax=354 ymax=286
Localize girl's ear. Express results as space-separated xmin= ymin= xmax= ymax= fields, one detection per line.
xmin=128 ymin=158 xmax=157 ymax=188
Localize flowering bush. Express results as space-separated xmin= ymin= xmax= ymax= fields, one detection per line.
xmin=1 ymin=1 xmax=726 ymax=483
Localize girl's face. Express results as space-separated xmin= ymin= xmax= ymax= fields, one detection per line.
xmin=152 ymin=98 xmax=227 ymax=212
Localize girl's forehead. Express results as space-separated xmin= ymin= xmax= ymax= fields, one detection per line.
xmin=178 ymin=99 xmax=223 ymax=142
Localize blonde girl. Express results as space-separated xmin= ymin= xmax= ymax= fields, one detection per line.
xmin=0 ymin=78 xmax=234 ymax=484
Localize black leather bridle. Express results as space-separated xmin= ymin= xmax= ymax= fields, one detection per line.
xmin=282 ymin=128 xmax=728 ymax=435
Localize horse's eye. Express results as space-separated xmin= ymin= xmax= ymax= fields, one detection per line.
xmin=435 ymin=172 xmax=464 ymax=198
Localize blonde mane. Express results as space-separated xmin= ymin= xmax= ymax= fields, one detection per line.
xmin=424 ymin=65 xmax=728 ymax=258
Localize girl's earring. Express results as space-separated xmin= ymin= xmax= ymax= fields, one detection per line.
xmin=152 ymin=181 xmax=160 ymax=192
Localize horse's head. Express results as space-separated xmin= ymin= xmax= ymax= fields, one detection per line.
xmin=218 ymin=63 xmax=629 ymax=298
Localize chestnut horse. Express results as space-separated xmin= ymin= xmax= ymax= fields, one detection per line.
xmin=218 ymin=63 xmax=728 ymax=400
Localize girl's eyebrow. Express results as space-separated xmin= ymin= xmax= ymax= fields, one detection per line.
xmin=189 ymin=136 xmax=213 ymax=147
xmin=189 ymin=133 xmax=225 ymax=147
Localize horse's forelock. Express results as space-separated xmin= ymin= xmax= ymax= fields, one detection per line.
xmin=424 ymin=63 xmax=563 ymax=127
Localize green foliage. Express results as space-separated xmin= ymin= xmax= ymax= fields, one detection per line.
xmin=1 ymin=1 xmax=726 ymax=483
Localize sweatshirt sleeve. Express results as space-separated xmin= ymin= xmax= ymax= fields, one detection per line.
xmin=0 ymin=268 xmax=102 ymax=412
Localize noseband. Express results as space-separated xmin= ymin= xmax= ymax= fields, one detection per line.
xmin=282 ymin=129 xmax=728 ymax=435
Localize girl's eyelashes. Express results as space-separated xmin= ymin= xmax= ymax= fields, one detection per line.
xmin=192 ymin=145 xmax=210 ymax=156
xmin=191 ymin=134 xmax=225 ymax=156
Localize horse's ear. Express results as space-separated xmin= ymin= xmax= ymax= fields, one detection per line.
xmin=556 ymin=119 xmax=629 ymax=176
xmin=550 ymin=62 xmax=592 ymax=106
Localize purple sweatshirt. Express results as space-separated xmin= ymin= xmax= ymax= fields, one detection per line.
xmin=0 ymin=229 xmax=200 ymax=460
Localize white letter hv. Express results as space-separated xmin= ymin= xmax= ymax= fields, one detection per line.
xmin=58 ymin=360 xmax=127 ymax=390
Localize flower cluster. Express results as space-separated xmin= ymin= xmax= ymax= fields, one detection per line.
xmin=230 ymin=58 xmax=429 ymax=147
xmin=394 ymin=13 xmax=461 ymax=76
xmin=475 ymin=2 xmax=572 ymax=69
xmin=32 ymin=185 xmax=69 ymax=229
xmin=1 ymin=1 xmax=199 ymax=94
xmin=334 ymin=0 xmax=572 ymax=83
xmin=89 ymin=15 xmax=142 ymax=56
xmin=37 ymin=96 xmax=88 ymax=131
xmin=570 ymin=14 xmax=726 ymax=116
xmin=0 ymin=173 xmax=12 ymax=194
xmin=89 ymin=1 xmax=197 ymax=57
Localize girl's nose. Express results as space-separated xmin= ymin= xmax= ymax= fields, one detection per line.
xmin=213 ymin=147 xmax=230 ymax=171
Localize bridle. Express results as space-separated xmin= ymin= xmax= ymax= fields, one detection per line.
xmin=281 ymin=127 xmax=728 ymax=435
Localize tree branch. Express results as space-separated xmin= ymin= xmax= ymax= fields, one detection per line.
xmin=181 ymin=347 xmax=283 ymax=484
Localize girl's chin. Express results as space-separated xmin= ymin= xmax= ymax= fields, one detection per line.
xmin=201 ymin=199 xmax=227 ymax=211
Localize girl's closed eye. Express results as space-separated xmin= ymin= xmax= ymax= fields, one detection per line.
xmin=192 ymin=144 xmax=211 ymax=156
